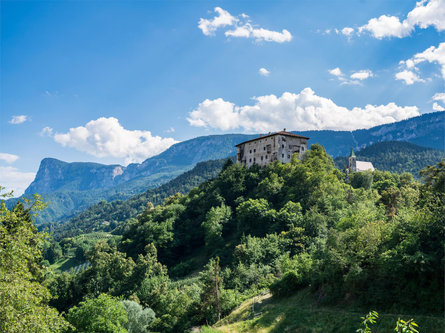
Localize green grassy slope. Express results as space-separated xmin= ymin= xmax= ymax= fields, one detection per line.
xmin=211 ymin=291 xmax=444 ymax=333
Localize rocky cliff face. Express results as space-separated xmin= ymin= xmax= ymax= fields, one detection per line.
xmin=25 ymin=158 xmax=126 ymax=194
xmin=24 ymin=134 xmax=254 ymax=196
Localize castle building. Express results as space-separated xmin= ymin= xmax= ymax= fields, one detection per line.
xmin=236 ymin=130 xmax=309 ymax=168
xmin=347 ymin=148 xmax=375 ymax=172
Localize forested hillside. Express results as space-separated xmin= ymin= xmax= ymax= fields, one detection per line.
xmin=50 ymin=158 xmax=229 ymax=239
xmin=53 ymin=140 xmax=445 ymax=241
xmin=335 ymin=141 xmax=445 ymax=175
xmin=3 ymin=144 xmax=442 ymax=332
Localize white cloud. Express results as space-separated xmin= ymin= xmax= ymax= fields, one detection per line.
xmin=395 ymin=70 xmax=425 ymax=85
xmin=187 ymin=99 xmax=238 ymax=131
xmin=187 ymin=88 xmax=419 ymax=132
xmin=199 ymin=7 xmax=292 ymax=43
xmin=411 ymin=42 xmax=445 ymax=80
xmin=358 ymin=15 xmax=412 ymax=39
xmin=397 ymin=42 xmax=445 ymax=84
xmin=350 ymin=0 xmax=445 ymax=39
xmin=432 ymin=102 xmax=445 ymax=111
xmin=166 ymin=127 xmax=175 ymax=133
xmin=432 ymin=93 xmax=445 ymax=111
xmin=259 ymin=68 xmax=270 ymax=76
xmin=53 ymin=117 xmax=178 ymax=165
xmin=329 ymin=67 xmax=372 ymax=85
xmin=432 ymin=92 xmax=445 ymax=103
xmin=350 ymin=70 xmax=374 ymax=80
xmin=9 ymin=115 xmax=28 ymax=124
xmin=329 ymin=67 xmax=343 ymax=77
xmin=198 ymin=7 xmax=237 ymax=36
xmin=341 ymin=27 xmax=354 ymax=36
xmin=0 ymin=153 xmax=19 ymax=164
xmin=225 ymin=24 xmax=292 ymax=43
xmin=406 ymin=0 xmax=445 ymax=31
xmin=0 ymin=166 xmax=35 ymax=197
xmin=40 ymin=126 xmax=54 ymax=137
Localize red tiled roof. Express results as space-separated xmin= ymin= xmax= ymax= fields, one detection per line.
xmin=235 ymin=131 xmax=310 ymax=147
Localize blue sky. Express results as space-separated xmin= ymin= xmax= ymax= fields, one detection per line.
xmin=1 ymin=0 xmax=444 ymax=195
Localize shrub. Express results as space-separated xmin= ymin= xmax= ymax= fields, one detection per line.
xmin=270 ymin=271 xmax=305 ymax=298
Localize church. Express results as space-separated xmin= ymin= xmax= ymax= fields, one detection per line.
xmin=347 ymin=148 xmax=375 ymax=172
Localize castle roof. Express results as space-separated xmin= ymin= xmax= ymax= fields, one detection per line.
xmin=235 ymin=131 xmax=309 ymax=147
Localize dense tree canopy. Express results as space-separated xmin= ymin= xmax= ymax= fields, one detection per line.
xmin=2 ymin=145 xmax=444 ymax=332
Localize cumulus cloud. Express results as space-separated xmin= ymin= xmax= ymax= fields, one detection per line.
xmin=225 ymin=24 xmax=292 ymax=43
xmin=199 ymin=7 xmax=292 ymax=43
xmin=53 ymin=117 xmax=178 ymax=165
xmin=432 ymin=102 xmax=445 ymax=111
xmin=411 ymin=42 xmax=445 ymax=80
xmin=395 ymin=70 xmax=425 ymax=85
xmin=350 ymin=70 xmax=374 ymax=80
xmin=329 ymin=67 xmax=343 ymax=77
xmin=432 ymin=92 xmax=445 ymax=111
xmin=0 ymin=166 xmax=35 ymax=197
xmin=432 ymin=92 xmax=445 ymax=103
xmin=198 ymin=7 xmax=237 ymax=36
xmin=187 ymin=88 xmax=419 ymax=132
xmin=0 ymin=153 xmax=19 ymax=164
xmin=9 ymin=115 xmax=29 ymax=124
xmin=40 ymin=126 xmax=54 ymax=137
xmin=347 ymin=0 xmax=445 ymax=39
xmin=259 ymin=68 xmax=270 ymax=76
xmin=329 ymin=67 xmax=373 ymax=85
xmin=341 ymin=27 xmax=354 ymax=36
xmin=397 ymin=42 xmax=445 ymax=84
xmin=358 ymin=15 xmax=412 ymax=39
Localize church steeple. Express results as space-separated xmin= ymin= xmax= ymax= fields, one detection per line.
xmin=349 ymin=147 xmax=356 ymax=158
xmin=348 ymin=148 xmax=356 ymax=172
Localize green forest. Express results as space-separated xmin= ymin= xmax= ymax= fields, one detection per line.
xmin=1 ymin=144 xmax=444 ymax=332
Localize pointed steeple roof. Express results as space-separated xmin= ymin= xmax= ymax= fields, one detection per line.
xmin=349 ymin=148 xmax=356 ymax=157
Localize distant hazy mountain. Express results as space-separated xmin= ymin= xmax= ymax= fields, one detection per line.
xmin=50 ymin=158 xmax=229 ymax=239
xmin=9 ymin=111 xmax=444 ymax=224
xmin=335 ymin=141 xmax=445 ymax=176
xmin=301 ymin=111 xmax=444 ymax=156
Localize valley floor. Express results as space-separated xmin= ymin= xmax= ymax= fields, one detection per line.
xmin=209 ymin=291 xmax=444 ymax=333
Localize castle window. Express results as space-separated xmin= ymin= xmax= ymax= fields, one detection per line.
xmin=282 ymin=144 xmax=284 ymax=148
xmin=249 ymin=158 xmax=251 ymax=162
xmin=287 ymin=155 xmax=290 ymax=158
xmin=265 ymin=155 xmax=268 ymax=159
xmin=261 ymin=156 xmax=263 ymax=161
xmin=254 ymin=157 xmax=256 ymax=162
xmin=250 ymin=150 xmax=252 ymax=153
xmin=282 ymin=154 xmax=284 ymax=158
xmin=254 ymin=149 xmax=256 ymax=152
xmin=263 ymin=147 xmax=266 ymax=151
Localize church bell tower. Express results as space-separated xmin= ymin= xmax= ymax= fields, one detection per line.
xmin=348 ymin=148 xmax=356 ymax=172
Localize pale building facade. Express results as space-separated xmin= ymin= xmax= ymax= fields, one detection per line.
xmin=347 ymin=148 xmax=375 ymax=172
xmin=236 ymin=131 xmax=310 ymax=168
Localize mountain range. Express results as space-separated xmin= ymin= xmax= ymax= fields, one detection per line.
xmin=8 ymin=111 xmax=444 ymax=224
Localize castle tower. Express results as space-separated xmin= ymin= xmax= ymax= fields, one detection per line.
xmin=348 ymin=148 xmax=356 ymax=172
